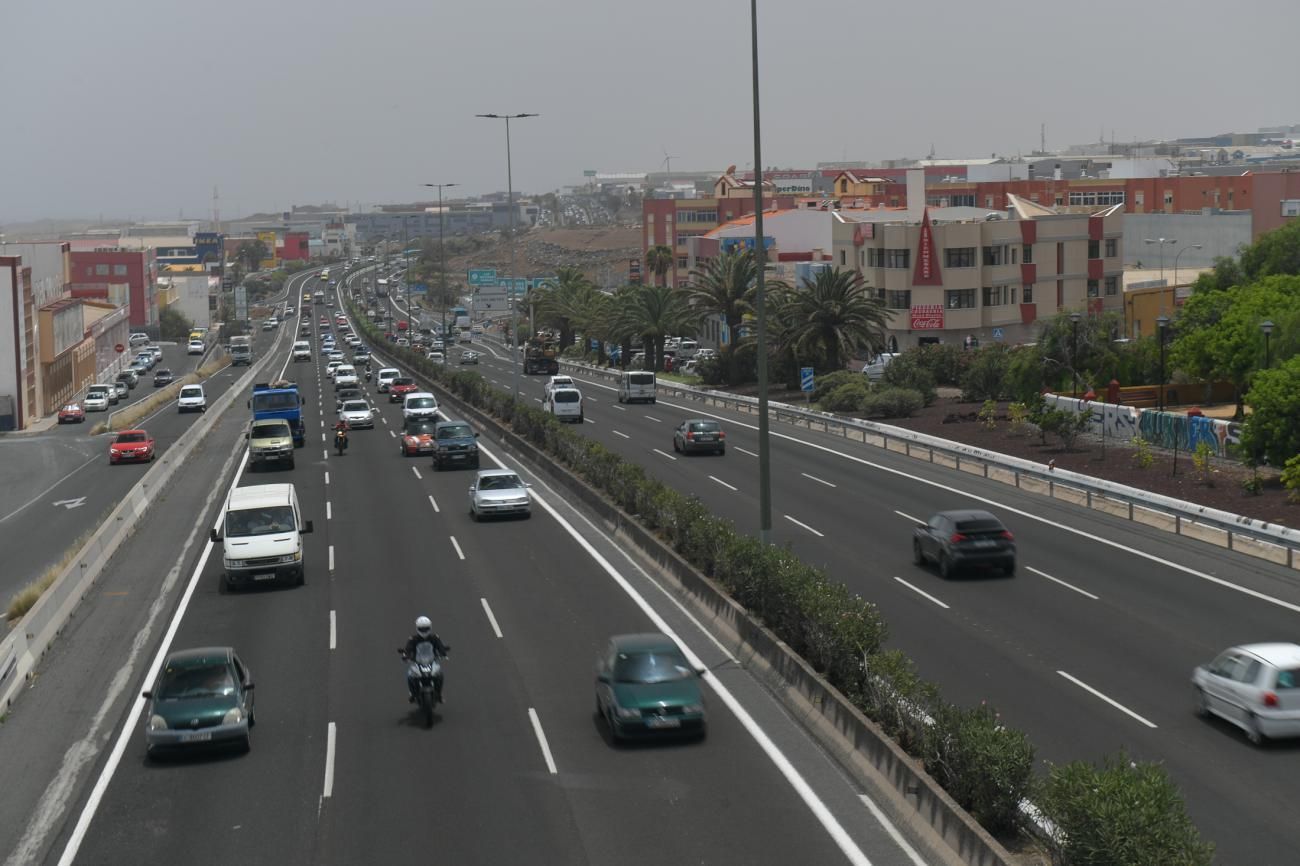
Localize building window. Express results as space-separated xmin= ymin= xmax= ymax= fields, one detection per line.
xmin=886 ymin=290 xmax=911 ymax=309
xmin=677 ymin=257 xmax=688 ymax=269
xmin=840 ymin=250 xmax=846 ymax=266
xmin=1163 ymin=190 xmax=1174 ymax=208
xmin=866 ymin=248 xmax=882 ymax=268
xmin=945 ymin=289 xmax=976 ymax=309
xmin=1088 ymin=240 xmax=1100 ymax=259
xmin=944 ymin=247 xmax=976 ymax=268
xmin=982 ymin=245 xmax=1005 ymax=266
xmin=113 ymin=264 xmax=128 ymax=276
xmin=949 ymin=194 xmax=975 ymax=208
xmin=885 ymin=248 xmax=910 ymax=269
xmin=1104 ymin=276 xmax=1119 ymax=296
xmin=1105 ymin=238 xmax=1117 ymax=258
xmin=1087 ymin=279 xmax=1100 ymax=298
xmin=982 ymin=286 xmax=1002 ymax=306
xmin=1011 ymin=287 xmax=1018 ymax=304
xmin=985 ymin=195 xmax=995 ymax=208
xmin=95 ymin=264 xmax=110 ymax=276
xmin=1022 ymin=244 xmax=1033 ymax=264
xmin=1024 ymin=284 xmax=1034 ymax=303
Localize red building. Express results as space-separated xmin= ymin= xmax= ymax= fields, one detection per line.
xmin=643 ymin=191 xmax=795 ymax=287
xmin=280 ymin=231 xmax=310 ymax=261
xmin=68 ymin=249 xmax=157 ymax=327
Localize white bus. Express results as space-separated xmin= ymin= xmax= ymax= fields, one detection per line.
xmin=376 ymin=278 xmax=389 ymax=297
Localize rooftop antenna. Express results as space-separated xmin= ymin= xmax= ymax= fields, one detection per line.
xmin=1041 ymin=123 xmax=1046 ymax=155
xmin=662 ymin=147 xmax=679 ymax=180
xmin=212 ymin=184 xmax=220 ymax=232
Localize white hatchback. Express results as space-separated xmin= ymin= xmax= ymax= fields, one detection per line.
xmin=402 ymin=392 xmax=439 ymax=421
xmin=1194 ymin=642 xmax=1300 ymax=744
xmin=334 ymin=365 xmax=359 ymax=387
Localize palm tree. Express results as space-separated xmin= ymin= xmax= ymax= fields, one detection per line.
xmin=644 ymin=245 xmax=674 ymax=287
xmin=782 ymin=267 xmax=889 ymax=372
xmin=615 ymin=284 xmax=697 ymax=371
xmin=684 ymin=251 xmax=759 ymax=384
xmin=535 ymin=266 xmax=595 ymax=351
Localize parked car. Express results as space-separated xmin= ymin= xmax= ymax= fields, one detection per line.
xmin=1193 ymin=643 xmax=1300 ymax=744
xmin=85 ymin=385 xmax=112 ymax=411
xmin=128 ymin=332 xmax=150 ymax=348
xmin=147 ymin=345 xmax=164 ymax=362
xmin=862 ymin=352 xmax=902 ymax=382
xmin=912 ymin=509 xmax=1016 ymax=577
xmin=109 ymin=429 xmax=156 ymax=464
xmin=153 ymin=368 xmax=175 ymax=387
xmin=468 ymin=468 xmax=532 ymax=520
xmin=141 ymin=647 xmax=254 ymax=757
xmin=58 ymin=403 xmax=86 ymax=424
xmin=672 ymin=419 xmax=726 ymax=455
xmin=117 ymin=370 xmax=139 ymax=389
xmin=595 ymin=633 xmax=706 ymax=742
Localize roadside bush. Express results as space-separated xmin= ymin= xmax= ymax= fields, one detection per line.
xmin=1038 ymin=751 xmax=1214 ymax=866
xmin=978 ymin=399 xmax=998 ymax=430
xmin=1131 ymin=436 xmax=1155 ymax=469
xmin=880 ymin=354 xmax=938 ymax=406
xmin=922 ymin=701 xmax=1035 ymax=837
xmin=1283 ymin=454 xmax=1300 ymax=503
xmin=911 ymin=343 xmax=968 ymax=385
xmin=819 ymin=379 xmax=872 ymax=412
xmin=960 ymin=344 xmax=1012 ymax=402
xmin=1006 ymin=401 xmax=1030 ymax=436
xmin=860 ymin=387 xmax=924 ymax=419
xmin=811 ymin=369 xmax=863 ymax=403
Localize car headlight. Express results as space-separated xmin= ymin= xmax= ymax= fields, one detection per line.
xmin=222 ymin=708 xmax=244 ymax=725
xmin=149 ymin=714 xmax=168 ymax=731
xmin=683 ymin=703 xmax=704 ymax=715
xmin=277 ymin=551 xmax=302 ymax=564
xmin=615 ymin=706 xmax=641 ymax=719
xmin=225 ymin=558 xmax=246 ymax=568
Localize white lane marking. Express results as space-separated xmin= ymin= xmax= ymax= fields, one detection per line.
xmin=325 ymin=471 xmax=330 ymax=485
xmin=320 ymin=419 xmax=324 ymax=429
xmin=428 ymin=494 xmax=440 ymax=513
xmin=330 ymin=610 xmax=337 ymax=650
xmin=382 ymin=415 xmax=388 ymax=425
xmin=323 ymin=722 xmax=337 ymax=799
xmin=801 ymin=472 xmax=837 ymax=488
xmin=893 ymin=577 xmax=951 ymax=609
xmin=481 ymin=598 xmax=503 ymax=638
xmin=527 ymin=708 xmax=558 ymax=775
xmin=450 ymin=536 xmax=465 ymax=560
xmin=612 ymin=404 xmax=626 ymax=411
xmin=389 ymin=430 xmax=396 ymax=438
xmin=710 ymin=475 xmax=738 ymax=491
xmin=613 ymin=430 xmax=630 ymax=439
xmin=643 ymin=415 xmax=662 ymax=422
xmin=326 ymin=501 xmax=332 ymax=520
xmin=411 ymin=466 xmax=422 ymax=480
xmin=51 ymin=447 xmax=250 ymax=866
xmin=329 ymin=545 xmax=335 ymax=571
xmin=1057 ymin=671 xmax=1157 ymax=728
xmin=322 ymin=449 xmax=328 ymax=460
xmin=736 ymin=447 xmax=758 ymax=457
xmin=1026 ymin=566 xmax=1100 ymax=600
xmin=586 ymin=397 xmax=597 ymax=402
xmin=652 ymin=448 xmax=678 ymax=461
xmin=858 ymin=795 xmax=928 ymax=866
xmin=784 ymin=514 xmax=824 ymax=537
xmin=893 ymin=509 xmax=924 ymax=525
xmin=0 ymin=451 xmax=100 ymax=524
xmin=584 ymin=417 xmax=595 ymax=424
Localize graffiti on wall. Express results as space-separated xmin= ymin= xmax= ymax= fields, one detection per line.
xmin=1047 ymin=394 xmax=1240 ymax=457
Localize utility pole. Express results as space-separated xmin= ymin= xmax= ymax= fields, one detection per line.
xmin=750 ymin=0 xmax=772 ymax=544
xmin=423 ymin=183 xmax=459 ymax=344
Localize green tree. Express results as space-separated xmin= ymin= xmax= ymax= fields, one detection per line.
xmin=615 ymin=284 xmax=697 ymax=371
xmin=535 ymin=266 xmax=597 ymax=351
xmin=1189 ymin=255 xmax=1246 ymax=294
xmin=235 ymin=239 xmax=269 ymax=273
xmin=644 ymin=245 xmax=674 ymax=287
xmin=1240 ymin=218 xmax=1300 ymax=281
xmin=959 ymin=344 xmax=1012 ymax=401
xmin=684 ymin=251 xmax=758 ymax=385
xmin=158 ymin=305 xmax=193 ymax=342
xmin=1241 ymin=354 xmax=1300 ymax=466
xmin=780 ymin=267 xmax=889 ymax=373
xmin=1036 ymin=310 xmax=1124 ymax=393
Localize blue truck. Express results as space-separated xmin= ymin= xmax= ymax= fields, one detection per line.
xmin=249 ymin=382 xmax=305 ymax=447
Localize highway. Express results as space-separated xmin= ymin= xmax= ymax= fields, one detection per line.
xmin=451 ymin=329 xmax=1300 ymax=865
xmin=2 ymin=270 xmax=943 ymax=866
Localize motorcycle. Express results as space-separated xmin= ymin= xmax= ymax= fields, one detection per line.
xmin=399 ymin=643 xmax=446 ymax=726
xmin=364 ymin=370 xmax=372 ymax=383
xmin=334 ymin=428 xmax=349 ymax=455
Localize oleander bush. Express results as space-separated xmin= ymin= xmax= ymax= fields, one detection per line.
xmin=860 ymin=387 xmax=924 ymax=419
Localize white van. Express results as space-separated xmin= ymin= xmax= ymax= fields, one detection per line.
xmin=177 ymin=384 xmax=207 ymax=413
xmin=544 ymin=374 xmax=575 ymax=396
xmin=617 ymin=370 xmax=656 ymax=404
xmin=547 ymin=387 xmax=584 ymax=423
xmin=403 ymin=392 xmax=439 ymax=421
xmin=376 ymin=368 xmax=401 ymax=393
xmin=292 ymin=341 xmax=312 ymax=362
xmin=862 ymin=352 xmax=901 ymax=382
xmin=210 ymin=483 xmax=313 ymax=591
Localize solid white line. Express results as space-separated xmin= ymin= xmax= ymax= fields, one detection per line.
xmin=411 ymin=466 xmax=422 ymax=480
xmin=613 ymin=430 xmax=630 ymax=439
xmin=784 ymin=514 xmax=825 ymax=537
xmin=893 ymin=509 xmax=924 ymax=525
xmin=644 ymin=415 xmax=662 ymax=422
xmin=1057 ymin=671 xmax=1157 ymax=728
xmin=892 ymin=576 xmax=951 ymax=609
xmin=736 ymin=446 xmax=758 ymax=457
xmin=652 ymin=448 xmax=677 ymax=461
xmin=323 ymin=722 xmax=337 ymax=798
xmin=329 ymin=610 xmax=337 ymax=650
xmin=450 ymin=536 xmax=465 ymax=560
xmin=329 ymin=545 xmax=335 ymax=571
xmin=802 ymin=472 xmax=837 ymax=488
xmin=1027 ymin=566 xmax=1100 ymax=600
xmin=527 ymin=708 xmax=558 ymax=775
xmin=326 ymin=501 xmax=332 ymax=520
xmin=480 ymin=598 xmax=503 ymax=638
xmin=858 ymin=795 xmax=929 ymax=866
xmin=428 ymin=494 xmax=440 ymax=513
xmin=710 ymin=475 xmax=738 ymax=491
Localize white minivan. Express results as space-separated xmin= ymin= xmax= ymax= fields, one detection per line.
xmin=617 ymin=370 xmax=656 ymax=404
xmin=376 ymin=368 xmax=401 ymax=393
xmin=210 ymin=483 xmax=313 ymax=591
xmin=547 ymin=387 xmax=584 ymax=423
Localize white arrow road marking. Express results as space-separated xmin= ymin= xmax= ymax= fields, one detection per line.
xmin=52 ymin=498 xmax=87 ymax=509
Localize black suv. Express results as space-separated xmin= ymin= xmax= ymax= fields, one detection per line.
xmin=912 ymin=510 xmax=1015 ymax=577
xmin=431 ymin=420 xmax=480 ymax=470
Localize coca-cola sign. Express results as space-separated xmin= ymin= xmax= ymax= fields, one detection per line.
xmin=910 ymin=304 xmax=944 ymax=330
xmin=911 ymin=209 xmax=943 ymax=286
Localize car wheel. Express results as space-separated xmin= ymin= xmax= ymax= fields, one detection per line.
xmin=238 ymin=733 xmax=251 ymax=754
xmin=1194 ymin=688 xmax=1211 ymax=719
xmin=912 ymin=540 xmax=925 ymax=566
xmin=673 ymin=439 xmax=680 ymax=452
xmin=469 ymin=507 xmax=478 ymax=522
xmin=1246 ymin=713 xmax=1265 ymax=745
xmin=938 ymin=554 xmax=952 ymax=579
xmin=716 ymin=446 xmax=725 ymax=455
xmin=606 ymin=710 xmax=622 ymax=744
xmin=219 ymin=573 xmax=231 ymax=594
xmin=522 ymin=510 xmax=532 ymax=520
xmin=650 ymin=398 xmax=657 ymax=404
xmin=287 ymin=458 xmax=295 ymax=470
xmin=1002 ymin=559 xmax=1016 ymax=576
xmin=297 ymin=568 xmax=306 ymax=587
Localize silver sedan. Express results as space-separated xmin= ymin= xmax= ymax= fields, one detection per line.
xmin=338 ymin=401 xmax=377 ymax=429
xmin=468 ymin=469 xmax=532 ymax=520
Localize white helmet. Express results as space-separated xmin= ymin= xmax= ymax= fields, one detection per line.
xmin=415 ymin=616 xmax=433 ymax=637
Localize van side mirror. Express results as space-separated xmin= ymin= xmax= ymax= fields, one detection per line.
xmin=209 ymin=528 xmax=221 ymax=543
xmin=474 ymin=432 xmax=480 ymax=438
xmin=141 ymin=690 xmax=152 ymax=700
xmin=302 ymin=520 xmax=314 ymax=534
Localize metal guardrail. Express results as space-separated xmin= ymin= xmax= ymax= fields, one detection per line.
xmin=557 ymin=359 xmax=1300 ymax=570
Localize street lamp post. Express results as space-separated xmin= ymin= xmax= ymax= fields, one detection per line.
xmin=1069 ymin=311 xmax=1081 ymax=397
xmin=1172 ymin=243 xmax=1203 ymax=286
xmin=423 ymin=183 xmax=459 ymax=346
xmin=1143 ymin=237 xmax=1178 ymax=286
xmin=1261 ymin=319 xmax=1275 ymax=368
xmin=1156 ymin=314 xmax=1170 ymax=412
xmin=750 ymin=0 xmax=773 ymax=545
xmin=477 ymin=112 xmax=538 ymax=404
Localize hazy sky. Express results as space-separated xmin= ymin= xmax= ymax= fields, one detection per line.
xmin=3 ymin=0 xmax=1296 ymax=223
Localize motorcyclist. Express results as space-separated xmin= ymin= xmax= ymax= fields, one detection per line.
xmin=333 ymin=418 xmax=350 ymax=451
xmin=402 ymin=616 xmax=449 ymax=702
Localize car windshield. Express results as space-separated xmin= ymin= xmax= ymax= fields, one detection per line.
xmin=343 ymin=401 xmax=369 ymax=412
xmin=254 ymin=423 xmax=290 ymax=437
xmin=181 ymin=388 xmax=202 ymax=398
xmin=156 ymin=662 xmax=235 ymax=700
xmin=629 ymin=374 xmax=654 ymax=385
xmin=478 ymin=474 xmax=522 ymax=491
xmin=336 ymin=367 xmax=355 ymax=376
xmin=408 ymin=398 xmax=435 ymax=409
xmin=554 ymin=391 xmax=580 ymax=403
xmin=688 ymin=422 xmax=720 ymax=432
xmin=437 ymin=424 xmax=472 ymax=440
xmin=156 ymin=369 xmax=171 ymax=376
xmin=613 ymin=650 xmax=692 ymax=684
xmin=116 ymin=432 xmax=147 ymax=443
xmin=955 ymin=518 xmax=1005 ymax=534
xmin=252 ymin=392 xmax=295 ymax=411
xmin=406 ymin=421 xmax=437 ymax=436
xmin=226 ymin=505 xmax=296 ymax=537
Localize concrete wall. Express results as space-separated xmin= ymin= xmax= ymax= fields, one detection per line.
xmin=0 ymin=241 xmax=69 ymax=306
xmin=1122 ymin=212 xmax=1252 ymax=269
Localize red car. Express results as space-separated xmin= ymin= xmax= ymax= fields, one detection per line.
xmin=109 ymin=429 xmax=155 ymax=464
xmin=388 ymin=378 xmax=419 ymax=403
xmin=58 ymin=403 xmax=86 ymax=424
xmin=399 ymin=418 xmax=437 ymax=456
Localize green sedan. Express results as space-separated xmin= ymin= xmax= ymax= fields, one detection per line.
xmin=142 ymin=647 xmax=255 ymax=757
xmin=595 ymin=633 xmax=706 ymax=742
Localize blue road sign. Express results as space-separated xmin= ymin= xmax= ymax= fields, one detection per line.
xmin=800 ymin=367 xmax=815 ymax=392
xmin=992 ymin=327 xmax=1004 ymax=341
xmin=468 ymin=268 xmax=497 ymax=286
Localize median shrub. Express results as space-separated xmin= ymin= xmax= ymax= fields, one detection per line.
xmin=879 ymin=353 xmax=938 ymax=406
xmin=860 ymin=387 xmax=924 ymax=419
xmin=819 ymin=379 xmax=872 ymax=412
xmin=811 ymin=369 xmax=863 ymax=403
xmin=922 ymin=701 xmax=1035 ymax=837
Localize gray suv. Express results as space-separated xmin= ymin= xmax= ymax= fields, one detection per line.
xmin=432 ymin=420 xmax=480 ymax=470
xmin=912 ymin=510 xmax=1015 ymax=577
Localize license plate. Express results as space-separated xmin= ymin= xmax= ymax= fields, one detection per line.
xmin=645 ymin=716 xmax=681 ymax=729
xmin=180 ymin=731 xmax=212 ymax=743
xmin=972 ymin=540 xmax=995 ymax=548
xmin=253 ymin=573 xmax=277 ymax=581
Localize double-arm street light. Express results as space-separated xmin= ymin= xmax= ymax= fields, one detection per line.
xmin=423 ymin=182 xmax=459 ymax=344
xmin=1172 ymin=242 xmax=1203 ymax=286
xmin=476 ymin=112 xmax=538 ymax=404
xmin=1143 ymin=237 xmax=1178 ymax=286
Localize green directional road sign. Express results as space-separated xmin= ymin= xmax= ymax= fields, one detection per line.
xmin=468 ymin=268 xmax=497 ymax=287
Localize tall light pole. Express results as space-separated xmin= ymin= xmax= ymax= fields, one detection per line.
xmin=1156 ymin=314 xmax=1170 ymax=412
xmin=1172 ymin=242 xmax=1202 ymax=287
xmin=423 ymin=183 xmax=459 ymax=344
xmin=750 ymin=0 xmax=772 ymax=544
xmin=477 ymin=112 xmax=538 ymax=403
xmin=1143 ymin=237 xmax=1178 ymax=285
xmin=1069 ymin=310 xmax=1081 ymax=397
xmin=1261 ymin=319 xmax=1275 ymax=369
